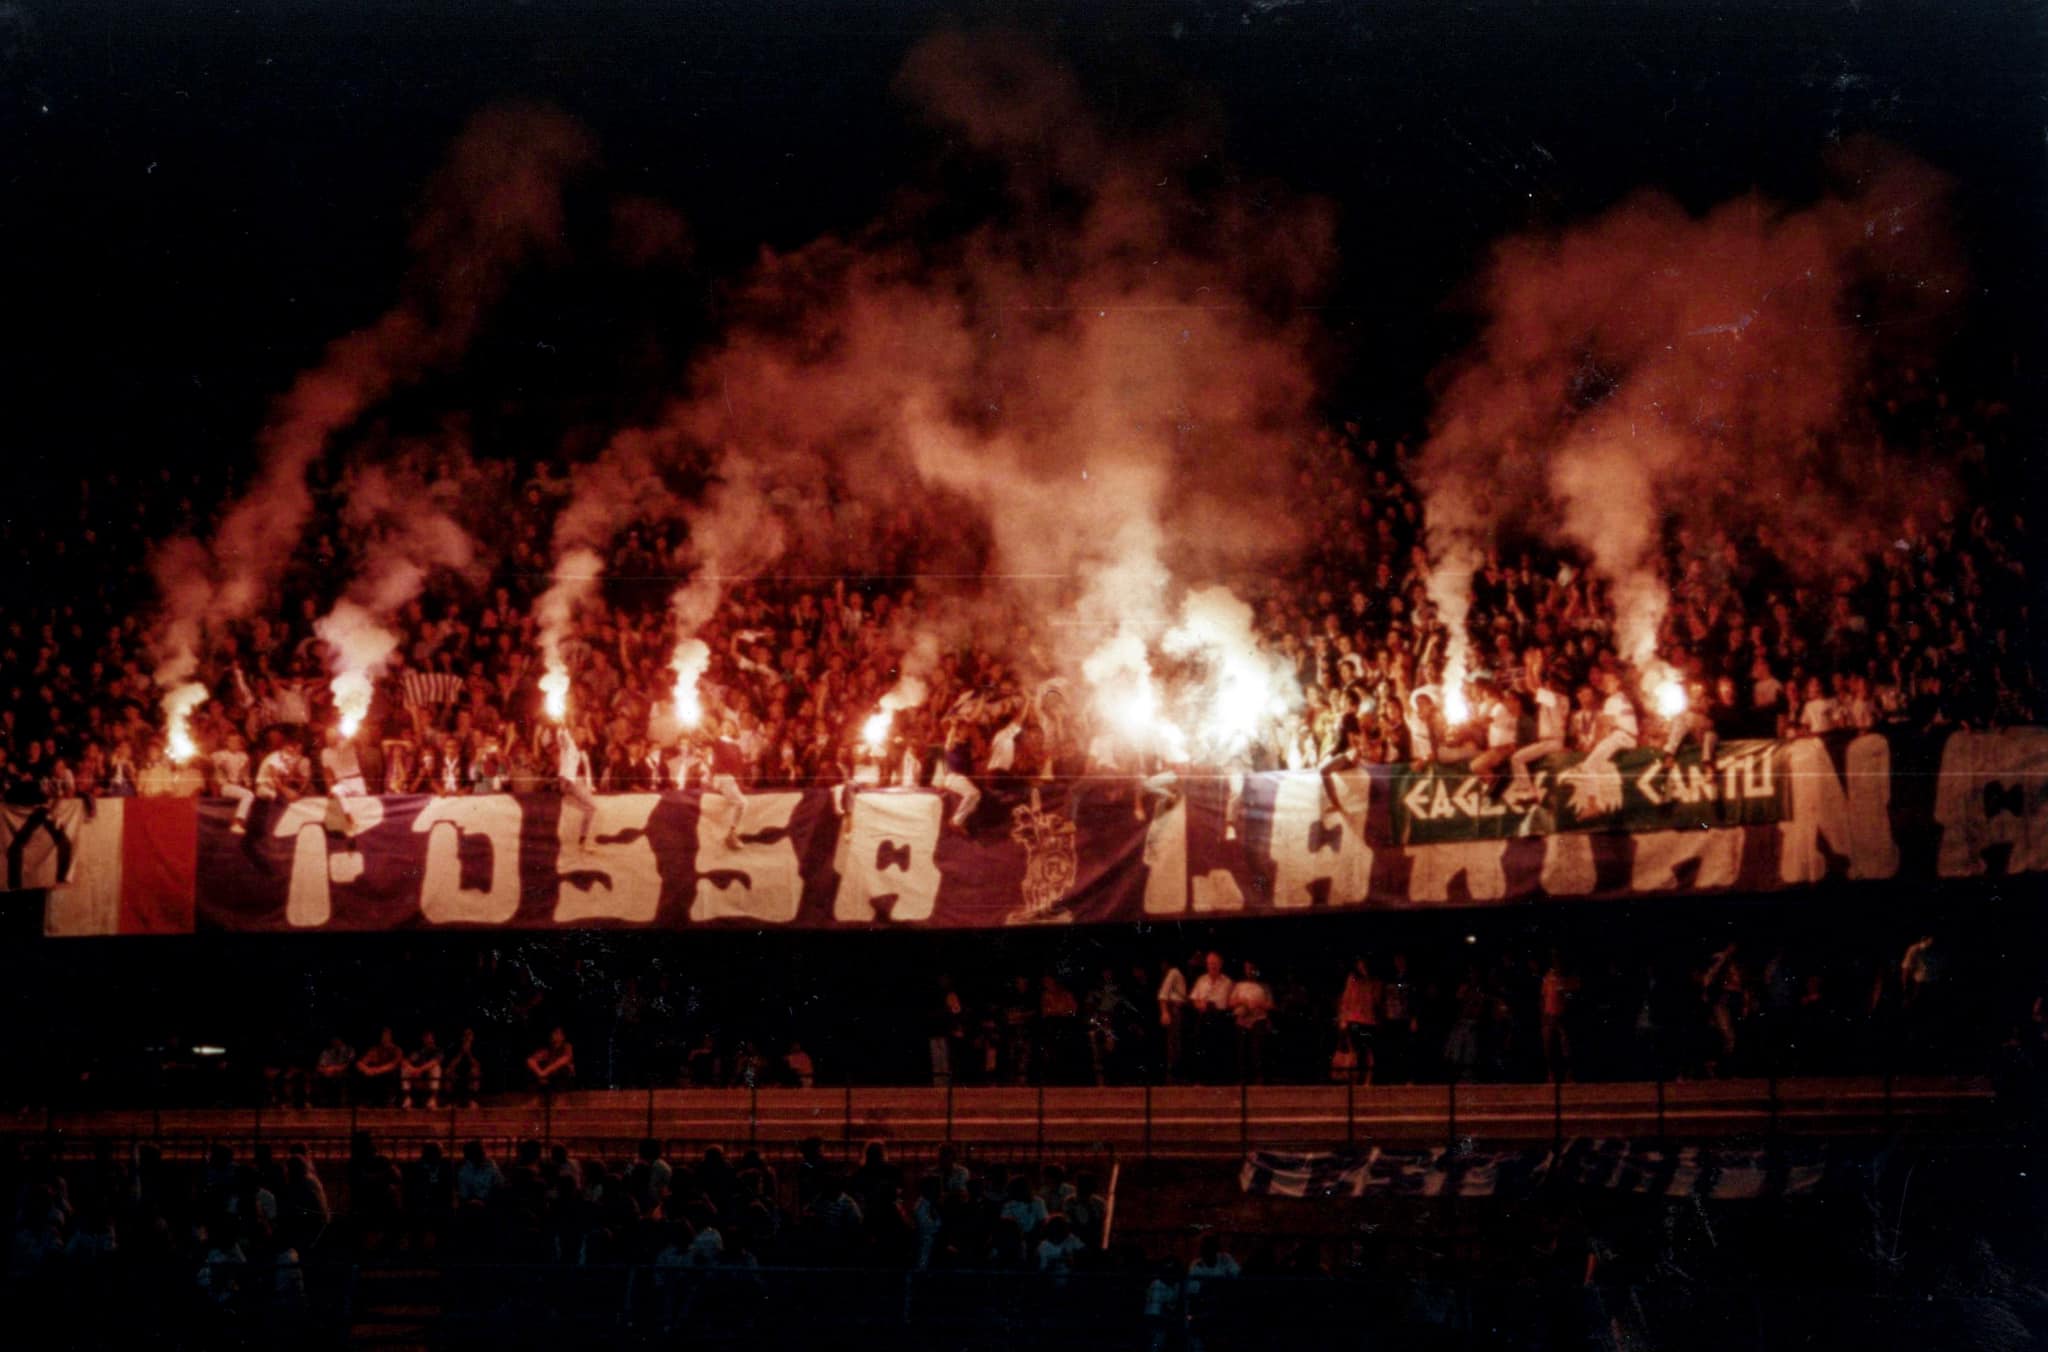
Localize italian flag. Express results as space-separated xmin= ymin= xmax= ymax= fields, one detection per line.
xmin=43 ymin=798 xmax=198 ymax=936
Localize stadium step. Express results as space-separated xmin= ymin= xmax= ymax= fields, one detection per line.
xmin=347 ymin=1265 xmax=443 ymax=1349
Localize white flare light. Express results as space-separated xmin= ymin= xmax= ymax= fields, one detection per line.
xmin=540 ymin=670 xmax=570 ymax=722
xmin=1654 ymin=678 xmax=1688 ymax=719
xmin=163 ymin=682 xmax=208 ymax=762
xmin=668 ymin=637 xmax=709 ymax=730
xmin=862 ymin=708 xmax=892 ymax=751
xmin=332 ymin=671 xmax=373 ymax=739
xmin=1443 ymin=682 xmax=1471 ymax=726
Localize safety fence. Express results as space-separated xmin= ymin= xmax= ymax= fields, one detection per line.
xmin=6 ymin=1075 xmax=2003 ymax=1167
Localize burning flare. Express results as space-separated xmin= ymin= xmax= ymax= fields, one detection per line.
xmin=1648 ymin=667 xmax=1689 ymax=719
xmin=331 ymin=671 xmax=373 ymax=739
xmin=163 ymin=682 xmax=208 ymax=763
xmin=539 ymin=670 xmax=570 ymax=722
xmin=862 ymin=708 xmax=893 ymax=751
xmin=669 ymin=638 xmax=709 ymax=730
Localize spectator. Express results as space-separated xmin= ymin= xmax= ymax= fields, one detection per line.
xmin=526 ymin=1026 xmax=576 ymax=1093
xmin=399 ymin=1031 xmax=443 ymax=1110
xmin=353 ymin=1029 xmax=403 ymax=1106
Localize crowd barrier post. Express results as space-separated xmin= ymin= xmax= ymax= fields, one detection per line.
xmin=1346 ymin=1080 xmax=1356 ymax=1148
xmin=1767 ymin=1068 xmax=1779 ymax=1145
xmin=543 ymin=1090 xmax=554 ymax=1148
xmin=842 ymin=1085 xmax=853 ymax=1153
xmin=750 ymin=1084 xmax=760 ymax=1150
xmin=944 ymin=1080 xmax=953 ymax=1143
xmin=1239 ymin=1083 xmax=1249 ymax=1154
xmin=349 ymin=1101 xmax=359 ymax=1141
xmin=1036 ymin=1084 xmax=1046 ymax=1169
xmin=251 ymin=1098 xmax=262 ymax=1143
xmin=1445 ymin=1079 xmax=1456 ymax=1149
xmin=643 ymin=1085 xmax=655 ymax=1138
xmin=1552 ymin=1074 xmax=1563 ymax=1155
xmin=1655 ymin=1073 xmax=1666 ymax=1141
xmin=1143 ymin=1085 xmax=1153 ymax=1162
xmin=446 ymin=1106 xmax=458 ymax=1156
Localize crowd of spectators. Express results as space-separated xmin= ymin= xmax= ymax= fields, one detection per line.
xmin=77 ymin=921 xmax=2029 ymax=1113
xmin=0 ymin=365 xmax=2035 ymax=817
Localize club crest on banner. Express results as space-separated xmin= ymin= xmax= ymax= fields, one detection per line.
xmin=1007 ymin=787 xmax=1076 ymax=924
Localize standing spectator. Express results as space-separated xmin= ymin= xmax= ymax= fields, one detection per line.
xmin=1337 ymin=958 xmax=1381 ymax=1085
xmin=1540 ymin=952 xmax=1579 ymax=1084
xmin=1231 ymin=962 xmax=1275 ymax=1084
xmin=1157 ymin=955 xmax=1191 ymax=1084
xmin=1188 ymin=952 xmax=1236 ymax=1084
xmin=311 ymin=1036 xmax=354 ymax=1107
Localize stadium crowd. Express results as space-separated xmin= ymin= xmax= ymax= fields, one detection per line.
xmin=0 ymin=365 xmax=2036 ymax=812
xmin=69 ymin=923 xmax=2025 ymax=1110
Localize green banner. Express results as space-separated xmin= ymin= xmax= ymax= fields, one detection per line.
xmin=1392 ymin=739 xmax=1787 ymax=845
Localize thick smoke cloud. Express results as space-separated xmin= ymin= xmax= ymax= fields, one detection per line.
xmin=313 ymin=457 xmax=484 ymax=733
xmin=531 ymin=30 xmax=1338 ymax=737
xmin=149 ymin=104 xmax=594 ymax=700
xmin=1418 ymin=139 xmax=1960 ymax=677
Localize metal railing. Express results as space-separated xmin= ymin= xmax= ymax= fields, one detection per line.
xmin=5 ymin=1073 xmax=2004 ymax=1167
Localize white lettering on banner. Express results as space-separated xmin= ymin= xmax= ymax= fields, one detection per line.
xmin=1631 ymin=827 xmax=1742 ymax=892
xmin=691 ymin=791 xmax=803 ymax=923
xmin=1140 ymin=790 xmax=1189 ymax=916
xmin=1539 ymin=831 xmax=1595 ymax=896
xmin=553 ymin=793 xmax=663 ymax=924
xmin=1192 ymin=868 xmax=1247 ymax=912
xmin=1779 ymin=735 xmax=1897 ymax=884
xmin=1268 ymin=771 xmax=1372 ymax=909
xmin=1406 ymin=839 xmax=1508 ymax=903
xmin=833 ymin=791 xmax=943 ymax=922
xmin=275 ymin=797 xmax=386 ymax=927
xmin=1935 ymin=728 xmax=2048 ymax=878
xmin=413 ymin=795 xmax=522 ymax=925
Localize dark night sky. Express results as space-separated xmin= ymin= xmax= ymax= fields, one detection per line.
xmin=1 ymin=0 xmax=2042 ymax=495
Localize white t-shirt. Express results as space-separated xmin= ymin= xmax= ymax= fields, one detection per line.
xmin=255 ymin=750 xmax=302 ymax=799
xmin=321 ymin=744 xmax=365 ymax=793
xmin=1800 ymin=697 xmax=1837 ymax=735
xmin=211 ymin=749 xmax=251 ymax=788
xmin=1157 ymin=967 xmax=1188 ymax=1010
xmin=556 ymin=734 xmax=587 ymax=783
xmin=1037 ymin=1233 xmax=1086 ymax=1273
xmin=1189 ymin=972 xmax=1235 ymax=1012
xmin=1601 ymin=692 xmax=1640 ymax=741
xmin=987 ymin=721 xmax=1023 ymax=773
xmin=1230 ymin=980 xmax=1274 ymax=1027
xmin=1532 ymin=689 xmax=1565 ymax=743
xmin=1485 ymin=700 xmax=1517 ymax=749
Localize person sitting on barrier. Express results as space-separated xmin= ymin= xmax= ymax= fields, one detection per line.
xmin=526 ymin=1025 xmax=576 ymax=1094
xmin=353 ymin=1028 xmax=404 ymax=1106
xmin=399 ymin=1030 xmax=442 ymax=1110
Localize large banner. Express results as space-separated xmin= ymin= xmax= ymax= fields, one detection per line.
xmin=1390 ymin=739 xmax=1787 ymax=844
xmin=31 ymin=726 xmax=2048 ymax=935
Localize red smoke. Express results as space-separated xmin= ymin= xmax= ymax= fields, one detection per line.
xmin=150 ymin=104 xmax=595 ymax=689
xmin=1418 ymin=138 xmax=1962 ymax=669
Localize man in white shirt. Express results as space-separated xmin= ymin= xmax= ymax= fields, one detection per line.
xmin=1579 ymin=669 xmax=1639 ymax=777
xmin=213 ymin=732 xmax=256 ymax=834
xmin=1468 ymin=687 xmax=1522 ymax=790
xmin=1157 ymin=958 xmax=1190 ymax=1083
xmin=1229 ymin=962 xmax=1274 ymax=1084
xmin=320 ymin=724 xmax=368 ymax=847
xmin=1188 ymin=952 xmax=1235 ymax=1084
xmin=986 ymin=715 xmax=1024 ymax=776
xmin=553 ymin=725 xmax=596 ymax=852
xmin=1510 ymin=683 xmax=1568 ymax=795
xmin=245 ymin=732 xmax=308 ymax=836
